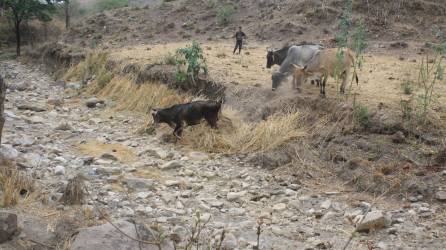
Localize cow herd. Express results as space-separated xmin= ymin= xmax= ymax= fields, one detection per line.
xmin=268 ymin=43 xmax=358 ymax=96
xmin=153 ymin=43 xmax=359 ymax=137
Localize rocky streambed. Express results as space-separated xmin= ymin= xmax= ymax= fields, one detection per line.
xmin=0 ymin=60 xmax=445 ymax=249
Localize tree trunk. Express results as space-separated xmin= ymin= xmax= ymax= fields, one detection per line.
xmin=0 ymin=75 xmax=5 ymax=145
xmin=15 ymin=20 xmax=21 ymax=57
xmin=65 ymin=0 xmax=70 ymax=29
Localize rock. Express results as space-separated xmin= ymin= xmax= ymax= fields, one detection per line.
xmin=123 ymin=177 xmax=155 ymax=190
xmin=160 ymin=160 xmax=184 ymax=170
xmin=320 ymin=200 xmax=332 ymax=210
xmin=221 ymin=232 xmax=237 ymax=250
xmin=21 ymin=216 xmax=55 ymax=245
xmin=22 ymin=152 xmax=42 ymax=168
xmin=0 ymin=144 xmax=19 ymax=160
xmin=273 ymin=203 xmax=287 ymax=211
xmin=356 ymin=210 xmax=389 ymax=232
xmin=227 ymin=191 xmax=247 ymax=201
xmin=210 ymin=201 xmax=224 ymax=208
xmin=8 ymin=81 xmax=30 ymax=91
xmin=70 ymin=220 xmax=172 ymax=250
xmin=55 ymin=122 xmax=73 ymax=131
xmin=390 ymin=41 xmax=408 ymax=49
xmin=435 ymin=191 xmax=446 ymax=202
xmin=392 ymin=131 xmax=405 ymax=143
xmin=165 ymin=180 xmax=180 ymax=187
xmin=188 ymin=151 xmax=209 ymax=161
xmin=100 ymin=153 xmax=118 ymax=161
xmin=17 ymin=103 xmax=46 ymax=112
xmin=0 ymin=212 xmax=18 ymax=243
xmin=54 ymin=165 xmax=66 ymax=175
xmin=85 ymin=98 xmax=105 ymax=108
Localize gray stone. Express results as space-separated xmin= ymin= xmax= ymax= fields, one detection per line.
xmin=0 ymin=212 xmax=18 ymax=243
xmin=435 ymin=191 xmax=446 ymax=202
xmin=100 ymin=153 xmax=118 ymax=161
xmin=8 ymin=81 xmax=30 ymax=91
xmin=221 ymin=232 xmax=237 ymax=249
xmin=188 ymin=151 xmax=209 ymax=161
xmin=123 ymin=177 xmax=155 ymax=190
xmin=227 ymin=191 xmax=247 ymax=201
xmin=85 ymin=98 xmax=105 ymax=108
xmin=0 ymin=144 xmax=19 ymax=160
xmin=273 ymin=203 xmax=287 ymax=211
xmin=160 ymin=160 xmax=184 ymax=170
xmin=70 ymin=220 xmax=172 ymax=250
xmin=54 ymin=165 xmax=66 ymax=175
xmin=17 ymin=103 xmax=46 ymax=112
xmin=356 ymin=210 xmax=389 ymax=232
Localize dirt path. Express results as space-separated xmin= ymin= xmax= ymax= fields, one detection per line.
xmin=1 ymin=60 xmax=445 ymax=249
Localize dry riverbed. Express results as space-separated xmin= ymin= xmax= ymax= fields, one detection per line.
xmin=0 ymin=60 xmax=445 ymax=249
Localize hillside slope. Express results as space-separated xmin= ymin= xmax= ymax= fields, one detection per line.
xmin=61 ymin=0 xmax=446 ymax=50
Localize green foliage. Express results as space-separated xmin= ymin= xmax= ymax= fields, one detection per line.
xmin=175 ymin=41 xmax=208 ymax=83
xmin=206 ymin=0 xmax=216 ymax=8
xmin=4 ymin=0 xmax=55 ymax=23
xmin=401 ymin=80 xmax=413 ymax=95
xmin=96 ymin=70 xmax=113 ymax=88
xmin=415 ymin=53 xmax=444 ymax=120
xmin=217 ymin=4 xmax=235 ymax=26
xmin=335 ymin=0 xmax=352 ymax=48
xmin=93 ymin=0 xmax=128 ymax=12
xmin=353 ymin=102 xmax=371 ymax=128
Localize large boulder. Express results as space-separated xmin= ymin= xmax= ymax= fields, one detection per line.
xmin=70 ymin=220 xmax=173 ymax=250
xmin=0 ymin=212 xmax=18 ymax=243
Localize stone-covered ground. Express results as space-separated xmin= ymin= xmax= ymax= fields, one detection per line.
xmin=0 ymin=60 xmax=445 ymax=249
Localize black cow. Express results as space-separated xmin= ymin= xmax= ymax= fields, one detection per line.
xmin=151 ymin=100 xmax=222 ymax=138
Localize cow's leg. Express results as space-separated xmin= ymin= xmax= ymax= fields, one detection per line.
xmin=320 ymin=75 xmax=327 ymax=98
xmin=340 ymin=70 xmax=348 ymax=94
xmin=173 ymin=123 xmax=183 ymax=139
xmin=205 ymin=114 xmax=219 ymax=129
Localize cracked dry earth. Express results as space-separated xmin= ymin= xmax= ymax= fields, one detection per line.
xmin=0 ymin=60 xmax=445 ymax=250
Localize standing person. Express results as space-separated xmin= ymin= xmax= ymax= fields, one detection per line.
xmin=233 ymin=26 xmax=247 ymax=55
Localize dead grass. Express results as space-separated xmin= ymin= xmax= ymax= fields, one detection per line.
xmin=64 ymin=52 xmax=109 ymax=81
xmin=97 ymin=76 xmax=188 ymax=113
xmin=181 ymin=107 xmax=306 ymax=153
xmin=0 ymin=158 xmax=35 ymax=207
xmin=61 ymin=174 xmax=86 ymax=205
xmin=75 ymin=140 xmax=138 ymax=163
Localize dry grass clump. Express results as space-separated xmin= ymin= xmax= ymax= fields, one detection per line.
xmin=64 ymin=52 xmax=109 ymax=81
xmin=60 ymin=174 xmax=86 ymax=205
xmin=98 ymin=76 xmax=188 ymax=113
xmin=181 ymin=108 xmax=306 ymax=153
xmin=0 ymin=159 xmax=34 ymax=207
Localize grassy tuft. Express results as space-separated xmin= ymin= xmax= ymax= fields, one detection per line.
xmin=0 ymin=159 xmax=34 ymax=207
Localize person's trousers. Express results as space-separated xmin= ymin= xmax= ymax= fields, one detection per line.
xmin=233 ymin=40 xmax=243 ymax=54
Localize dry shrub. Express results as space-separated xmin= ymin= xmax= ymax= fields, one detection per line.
xmin=0 ymin=159 xmax=34 ymax=207
xmin=181 ymin=108 xmax=306 ymax=154
xmin=60 ymin=174 xmax=86 ymax=205
xmin=64 ymin=52 xmax=109 ymax=82
xmin=98 ymin=76 xmax=188 ymax=113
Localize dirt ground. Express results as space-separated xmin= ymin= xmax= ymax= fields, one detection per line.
xmin=110 ymin=41 xmax=446 ymax=113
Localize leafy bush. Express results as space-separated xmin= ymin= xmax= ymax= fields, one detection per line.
xmin=353 ymin=103 xmax=371 ymax=128
xmin=94 ymin=0 xmax=128 ymax=12
xmin=175 ymin=41 xmax=208 ymax=83
xmin=217 ymin=5 xmax=235 ymax=26
xmin=401 ymin=80 xmax=413 ymax=95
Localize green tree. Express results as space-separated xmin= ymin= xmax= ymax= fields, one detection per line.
xmin=4 ymin=0 xmax=55 ymax=56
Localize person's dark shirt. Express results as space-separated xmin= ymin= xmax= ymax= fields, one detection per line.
xmin=235 ymin=31 xmax=246 ymax=41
